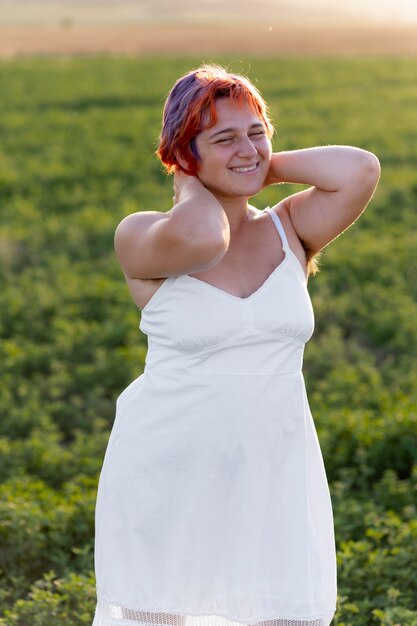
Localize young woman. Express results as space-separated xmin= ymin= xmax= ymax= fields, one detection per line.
xmin=92 ymin=64 xmax=380 ymax=626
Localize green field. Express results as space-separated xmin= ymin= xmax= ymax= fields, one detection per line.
xmin=0 ymin=56 xmax=416 ymax=626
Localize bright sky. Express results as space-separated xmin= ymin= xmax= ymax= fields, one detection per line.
xmin=314 ymin=0 xmax=417 ymax=23
xmin=2 ymin=0 xmax=417 ymax=25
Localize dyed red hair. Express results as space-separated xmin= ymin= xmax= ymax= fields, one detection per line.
xmin=156 ymin=64 xmax=275 ymax=176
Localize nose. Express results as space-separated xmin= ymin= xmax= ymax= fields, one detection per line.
xmin=237 ymin=135 xmax=258 ymax=158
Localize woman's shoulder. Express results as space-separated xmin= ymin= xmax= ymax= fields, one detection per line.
xmin=267 ymin=200 xmax=295 ymax=240
xmin=268 ymin=200 xmax=308 ymax=273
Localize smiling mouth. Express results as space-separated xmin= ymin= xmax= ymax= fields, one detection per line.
xmin=230 ymin=163 xmax=259 ymax=173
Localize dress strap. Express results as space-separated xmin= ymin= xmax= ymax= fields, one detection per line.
xmin=265 ymin=207 xmax=290 ymax=252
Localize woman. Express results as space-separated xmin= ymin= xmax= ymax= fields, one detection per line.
xmin=92 ymin=64 xmax=380 ymax=626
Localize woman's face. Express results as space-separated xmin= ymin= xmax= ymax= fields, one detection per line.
xmin=194 ymin=97 xmax=272 ymax=202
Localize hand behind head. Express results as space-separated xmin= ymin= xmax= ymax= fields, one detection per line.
xmin=173 ymin=171 xmax=205 ymax=205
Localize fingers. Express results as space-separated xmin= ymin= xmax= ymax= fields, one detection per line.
xmin=173 ymin=171 xmax=184 ymax=205
xmin=173 ymin=171 xmax=206 ymax=206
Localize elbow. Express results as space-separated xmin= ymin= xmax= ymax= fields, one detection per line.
xmin=360 ymin=150 xmax=381 ymax=189
xmin=351 ymin=151 xmax=381 ymax=217
xmin=344 ymin=149 xmax=381 ymax=201
xmin=365 ymin=150 xmax=381 ymax=177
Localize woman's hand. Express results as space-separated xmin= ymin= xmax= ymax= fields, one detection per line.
xmin=262 ymin=155 xmax=284 ymax=189
xmin=173 ymin=171 xmax=205 ymax=205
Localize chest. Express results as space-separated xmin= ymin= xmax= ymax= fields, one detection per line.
xmin=187 ymin=240 xmax=286 ymax=300
xmin=140 ymin=260 xmax=315 ymax=354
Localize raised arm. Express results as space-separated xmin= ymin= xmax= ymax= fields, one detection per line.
xmin=114 ymin=173 xmax=230 ymax=279
xmin=263 ymin=146 xmax=381 ymax=253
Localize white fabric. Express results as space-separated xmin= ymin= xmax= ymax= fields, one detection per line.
xmin=92 ymin=207 xmax=337 ymax=626
xmin=92 ymin=597 xmax=334 ymax=626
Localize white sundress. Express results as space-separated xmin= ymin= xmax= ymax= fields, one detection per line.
xmin=92 ymin=207 xmax=337 ymax=626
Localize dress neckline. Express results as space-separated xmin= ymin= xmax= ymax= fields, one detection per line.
xmin=181 ymin=253 xmax=289 ymax=303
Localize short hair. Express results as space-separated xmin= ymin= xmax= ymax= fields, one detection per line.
xmin=156 ymin=64 xmax=275 ymax=176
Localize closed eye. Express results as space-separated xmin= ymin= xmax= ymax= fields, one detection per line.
xmin=216 ymin=132 xmax=264 ymax=143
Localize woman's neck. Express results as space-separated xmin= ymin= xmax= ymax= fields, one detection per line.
xmin=214 ymin=194 xmax=253 ymax=233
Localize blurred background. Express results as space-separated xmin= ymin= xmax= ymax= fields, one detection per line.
xmin=2 ymin=0 xmax=417 ymax=56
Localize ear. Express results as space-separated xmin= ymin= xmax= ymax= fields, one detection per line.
xmin=174 ymin=149 xmax=190 ymax=171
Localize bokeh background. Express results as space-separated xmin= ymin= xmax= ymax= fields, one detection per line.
xmin=2 ymin=0 xmax=417 ymax=56
xmin=0 ymin=2 xmax=416 ymax=625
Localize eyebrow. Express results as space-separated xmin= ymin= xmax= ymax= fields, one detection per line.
xmin=209 ymin=123 xmax=265 ymax=139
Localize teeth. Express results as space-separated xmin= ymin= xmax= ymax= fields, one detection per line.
xmin=232 ymin=164 xmax=258 ymax=173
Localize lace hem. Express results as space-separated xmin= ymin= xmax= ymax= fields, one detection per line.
xmin=92 ymin=597 xmax=335 ymax=626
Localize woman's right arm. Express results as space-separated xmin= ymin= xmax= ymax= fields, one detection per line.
xmin=114 ymin=173 xmax=230 ymax=279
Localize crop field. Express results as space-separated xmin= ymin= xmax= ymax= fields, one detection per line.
xmin=0 ymin=56 xmax=416 ymax=625
xmin=2 ymin=23 xmax=417 ymax=57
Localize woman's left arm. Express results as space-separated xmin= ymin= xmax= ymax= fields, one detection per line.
xmin=263 ymin=146 xmax=381 ymax=253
